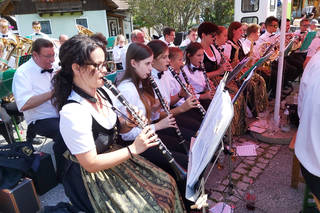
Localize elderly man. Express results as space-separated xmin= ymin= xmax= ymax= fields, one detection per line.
xmin=120 ymin=29 xmax=145 ymax=70
xmin=12 ymin=38 xmax=61 ymax=145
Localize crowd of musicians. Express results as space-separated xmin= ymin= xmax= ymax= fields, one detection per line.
xmin=0 ymin=14 xmax=320 ymax=212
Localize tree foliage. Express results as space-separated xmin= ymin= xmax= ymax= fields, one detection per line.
xmin=202 ymin=0 xmax=235 ymax=26
xmin=128 ymin=0 xmax=207 ymax=33
xmin=128 ymin=0 xmax=235 ymax=33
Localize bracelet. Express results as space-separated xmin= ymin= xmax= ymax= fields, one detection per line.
xmin=127 ymin=146 xmax=133 ymax=158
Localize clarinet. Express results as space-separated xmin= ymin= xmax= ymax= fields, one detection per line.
xmin=201 ymin=62 xmax=214 ymax=91
xmin=148 ymin=75 xmax=189 ymax=153
xmin=168 ymin=66 xmax=206 ymax=118
xmin=103 ymin=77 xmax=187 ymax=181
xmin=180 ymin=66 xmax=190 ymax=85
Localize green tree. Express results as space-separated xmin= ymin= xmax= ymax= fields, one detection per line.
xmin=128 ymin=0 xmax=208 ymax=33
xmin=202 ymin=0 xmax=234 ymax=26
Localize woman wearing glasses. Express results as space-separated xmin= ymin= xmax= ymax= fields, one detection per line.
xmin=52 ymin=35 xmax=185 ymax=213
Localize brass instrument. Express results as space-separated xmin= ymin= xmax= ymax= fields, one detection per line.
xmin=103 ymin=77 xmax=187 ymax=181
xmin=14 ymin=35 xmax=33 ymax=68
xmin=0 ymin=38 xmax=16 ymax=70
xmin=169 ymin=66 xmax=206 ymax=118
xmin=76 ymin=24 xmax=94 ymax=36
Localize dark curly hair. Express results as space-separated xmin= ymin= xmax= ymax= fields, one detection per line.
xmin=197 ymin=22 xmax=218 ymax=39
xmin=51 ymin=34 xmax=104 ymax=111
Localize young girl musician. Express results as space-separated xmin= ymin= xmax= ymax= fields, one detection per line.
xmin=180 ymin=42 xmax=215 ymax=109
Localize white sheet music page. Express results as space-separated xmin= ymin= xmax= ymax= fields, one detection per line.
xmin=186 ymin=76 xmax=234 ymax=202
xmin=236 ymin=144 xmax=257 ymax=156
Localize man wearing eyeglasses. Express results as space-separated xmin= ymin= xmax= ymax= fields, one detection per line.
xmin=29 ymin=21 xmax=50 ymax=41
xmin=253 ymin=16 xmax=279 ymax=59
xmin=12 ymin=38 xmax=61 ymax=145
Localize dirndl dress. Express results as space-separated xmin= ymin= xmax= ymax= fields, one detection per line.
xmin=59 ymin=102 xmax=185 ymax=213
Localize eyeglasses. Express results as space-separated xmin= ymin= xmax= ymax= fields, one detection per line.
xmin=270 ymin=25 xmax=278 ymax=28
xmin=39 ymin=54 xmax=55 ymax=59
xmin=302 ymin=24 xmax=310 ymax=27
xmin=86 ymin=61 xmax=108 ymax=71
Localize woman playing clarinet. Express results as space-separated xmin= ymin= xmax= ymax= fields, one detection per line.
xmin=51 ymin=35 xmax=185 ymax=213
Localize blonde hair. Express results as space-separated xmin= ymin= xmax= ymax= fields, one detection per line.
xmin=114 ymin=34 xmax=127 ymax=46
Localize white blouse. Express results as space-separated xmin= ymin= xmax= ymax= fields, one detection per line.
xmin=115 ymin=79 xmax=155 ymax=141
xmin=181 ymin=64 xmax=206 ymax=96
xmin=59 ymin=89 xmax=117 ymax=155
xmin=112 ymin=45 xmax=123 ymax=63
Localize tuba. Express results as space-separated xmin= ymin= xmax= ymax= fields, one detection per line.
xmin=14 ymin=35 xmax=33 ymax=68
xmin=0 ymin=38 xmax=17 ymax=71
xmin=76 ymin=24 xmax=94 ymax=36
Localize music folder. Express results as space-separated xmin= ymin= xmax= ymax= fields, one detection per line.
xmin=226 ymin=57 xmax=250 ymax=84
xmin=186 ymin=75 xmax=234 ymax=202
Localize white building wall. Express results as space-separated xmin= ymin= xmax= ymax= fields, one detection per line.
xmin=16 ymin=10 xmax=109 ymax=39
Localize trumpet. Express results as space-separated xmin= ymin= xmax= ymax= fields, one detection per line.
xmin=168 ymin=66 xmax=206 ymax=118
xmin=103 ymin=77 xmax=187 ymax=181
xmin=148 ymin=75 xmax=189 ymax=154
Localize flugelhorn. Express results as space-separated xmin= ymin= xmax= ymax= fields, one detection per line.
xmin=103 ymin=77 xmax=187 ymax=181
xmin=76 ymin=24 xmax=94 ymax=36
xmin=168 ymin=66 xmax=206 ymax=118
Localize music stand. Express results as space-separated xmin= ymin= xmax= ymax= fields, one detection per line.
xmin=187 ymin=52 xmax=274 ymax=211
xmin=186 ymin=74 xmax=234 ymax=211
xmin=226 ymin=57 xmax=250 ymax=84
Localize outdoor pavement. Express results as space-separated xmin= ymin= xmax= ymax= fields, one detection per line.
xmin=0 ymin=122 xmax=310 ymax=213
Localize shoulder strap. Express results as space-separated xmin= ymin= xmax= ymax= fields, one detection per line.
xmin=97 ymin=87 xmax=113 ymax=105
xmin=66 ymin=100 xmax=79 ymax=104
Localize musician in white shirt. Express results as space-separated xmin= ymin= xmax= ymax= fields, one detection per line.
xmin=120 ymin=29 xmax=145 ymax=70
xmin=295 ymin=50 xmax=320 ymax=201
xmin=182 ymin=42 xmax=215 ymax=110
xmin=115 ymin=43 xmax=190 ymax=202
xmin=242 ymin=24 xmax=260 ymax=56
xmin=0 ymin=18 xmax=16 ymax=41
xmin=12 ymin=38 xmax=60 ymax=145
xmin=112 ymin=34 xmax=126 ymax=70
xmin=179 ymin=27 xmax=197 ymax=48
xmin=28 ymin=21 xmax=50 ymax=41
xmin=159 ymin=27 xmax=175 ymax=47
xmin=253 ymin=16 xmax=279 ymax=59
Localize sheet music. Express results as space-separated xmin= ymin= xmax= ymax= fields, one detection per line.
xmin=226 ymin=57 xmax=250 ymax=84
xmin=186 ymin=76 xmax=234 ymax=201
xmin=236 ymin=144 xmax=257 ymax=156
